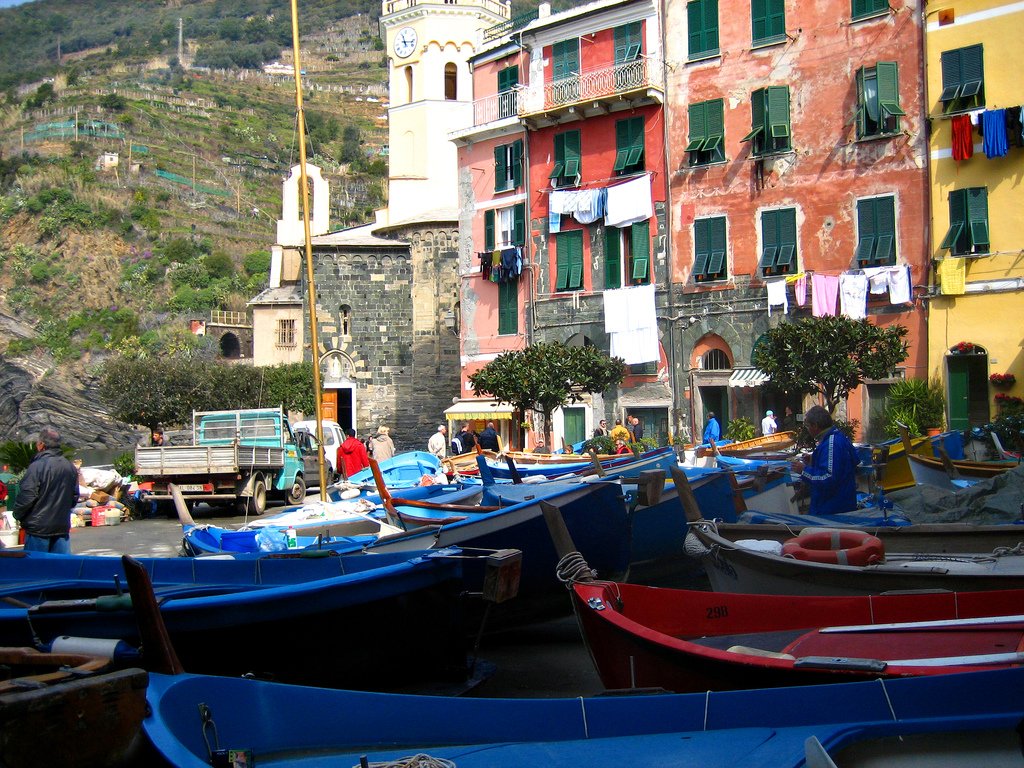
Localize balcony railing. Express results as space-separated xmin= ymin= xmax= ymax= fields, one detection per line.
xmin=210 ymin=310 xmax=249 ymax=326
xmin=519 ymin=56 xmax=663 ymax=116
xmin=482 ymin=9 xmax=538 ymax=43
xmin=472 ymin=89 xmax=520 ymax=125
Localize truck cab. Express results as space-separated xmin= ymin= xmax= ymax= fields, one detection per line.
xmin=292 ymin=420 xmax=345 ymax=476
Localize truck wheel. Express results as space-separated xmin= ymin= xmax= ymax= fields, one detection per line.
xmin=286 ymin=475 xmax=306 ymax=505
xmin=246 ymin=479 xmax=268 ymax=516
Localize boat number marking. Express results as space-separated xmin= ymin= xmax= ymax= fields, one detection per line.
xmin=706 ymin=605 xmax=729 ymax=620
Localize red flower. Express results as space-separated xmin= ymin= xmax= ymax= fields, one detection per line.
xmin=990 ymin=373 xmax=1016 ymax=387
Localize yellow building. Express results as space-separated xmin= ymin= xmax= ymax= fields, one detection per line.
xmin=926 ymin=0 xmax=1024 ymax=429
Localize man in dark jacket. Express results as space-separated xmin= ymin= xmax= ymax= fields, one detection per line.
xmin=791 ymin=406 xmax=859 ymax=516
xmin=478 ymin=421 xmax=500 ymax=451
xmin=13 ymin=426 xmax=78 ymax=554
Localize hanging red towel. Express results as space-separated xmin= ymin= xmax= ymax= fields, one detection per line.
xmin=951 ymin=114 xmax=974 ymax=162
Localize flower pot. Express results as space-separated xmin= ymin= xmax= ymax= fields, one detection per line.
xmin=926 ymin=428 xmax=942 ymax=437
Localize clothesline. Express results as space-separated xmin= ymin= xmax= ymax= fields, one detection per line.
xmin=540 ymin=170 xmax=656 ymax=193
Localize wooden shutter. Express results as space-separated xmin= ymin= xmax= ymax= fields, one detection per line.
xmin=708 ymin=216 xmax=727 ymax=277
xmin=876 ymin=62 xmax=904 ymax=117
xmin=940 ymin=189 xmax=966 ymax=251
xmin=553 ymin=39 xmax=579 ymax=80
xmin=563 ymin=130 xmax=581 ymax=179
xmin=939 ymin=49 xmax=962 ymax=102
xmin=966 ymin=187 xmax=989 ymax=249
xmin=614 ymin=22 xmax=641 ymax=64
xmin=498 ymin=65 xmax=518 ymax=92
xmin=687 ymin=0 xmax=704 ymax=56
xmin=767 ymin=86 xmax=790 ymax=138
xmin=631 ymin=221 xmax=650 ymax=282
xmin=511 ymin=140 xmax=523 ymax=188
xmin=776 ymin=208 xmax=796 ymax=268
xmin=693 ymin=218 xmax=711 ymax=277
xmin=555 ymin=232 xmax=570 ymax=290
xmin=705 ymin=0 xmax=719 ymax=52
xmin=604 ymin=226 xmax=622 ymax=289
xmin=704 ymin=99 xmax=724 ymax=153
xmin=960 ymin=44 xmax=984 ymax=98
xmin=494 ymin=145 xmax=507 ymax=192
xmin=568 ymin=231 xmax=584 ymax=289
xmin=484 ymin=209 xmax=495 ymax=252
xmin=752 ymin=0 xmax=768 ymax=42
xmin=512 ymin=203 xmax=526 ymax=247
xmin=498 ymin=280 xmax=518 ymax=335
xmin=875 ymin=196 xmax=895 ymax=264
xmin=742 ymin=89 xmax=765 ymax=143
xmin=687 ymin=102 xmax=707 ymax=152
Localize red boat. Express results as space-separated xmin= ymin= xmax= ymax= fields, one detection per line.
xmin=571 ymin=580 xmax=1024 ymax=693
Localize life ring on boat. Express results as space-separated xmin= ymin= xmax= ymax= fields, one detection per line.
xmin=781 ymin=530 xmax=884 ymax=566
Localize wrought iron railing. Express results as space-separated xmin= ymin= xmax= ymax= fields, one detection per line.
xmin=482 ymin=9 xmax=538 ymax=43
xmin=519 ymin=56 xmax=663 ymax=115
xmin=472 ymin=89 xmax=520 ymax=125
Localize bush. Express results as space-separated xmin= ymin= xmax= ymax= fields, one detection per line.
xmin=884 ymin=379 xmax=945 ymax=436
xmin=725 ymin=417 xmax=755 ymax=441
xmin=113 ymin=451 xmax=136 ymax=478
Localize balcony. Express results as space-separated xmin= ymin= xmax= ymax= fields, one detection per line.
xmin=482 ymin=9 xmax=538 ymax=43
xmin=473 ymin=89 xmax=520 ymax=125
xmin=519 ymin=56 xmax=664 ymax=125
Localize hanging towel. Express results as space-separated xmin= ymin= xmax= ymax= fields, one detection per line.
xmin=549 ymin=190 xmax=572 ymax=215
xmin=479 ymin=252 xmax=492 ymax=280
xmin=1007 ymin=106 xmax=1024 ymax=148
xmin=839 ymin=272 xmax=869 ymax=320
xmin=863 ymin=266 xmax=891 ymax=295
xmin=811 ymin=274 xmax=839 ymax=317
xmin=887 ymin=265 xmax=912 ymax=304
xmin=765 ymin=278 xmax=788 ymax=317
xmin=939 ymin=258 xmax=966 ymax=295
xmin=604 ymin=284 xmax=658 ymax=364
xmin=603 ymin=287 xmax=632 ymax=334
xmin=951 ymin=115 xmax=974 ymax=162
xmin=573 ymin=188 xmax=606 ymax=224
xmin=604 ymin=174 xmax=653 ymax=228
xmin=610 ymin=326 xmax=660 ymax=365
xmin=548 ymin=210 xmax=561 ymax=234
xmin=982 ymin=109 xmax=1009 ymax=158
xmin=794 ymin=274 xmax=807 ymax=306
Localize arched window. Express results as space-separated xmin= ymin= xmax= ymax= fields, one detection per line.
xmin=339 ymin=304 xmax=352 ymax=336
xmin=404 ymin=66 xmax=413 ymax=103
xmin=444 ymin=62 xmax=457 ymax=101
xmin=702 ymin=348 xmax=730 ymax=370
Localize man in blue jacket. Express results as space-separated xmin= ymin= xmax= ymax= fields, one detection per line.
xmin=702 ymin=412 xmax=721 ymax=444
xmin=13 ymin=426 xmax=79 ymax=553
xmin=791 ymin=406 xmax=859 ymax=515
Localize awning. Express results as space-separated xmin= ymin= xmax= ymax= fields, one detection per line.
xmin=443 ymin=399 xmax=515 ymax=420
xmin=728 ymin=368 xmax=769 ymax=388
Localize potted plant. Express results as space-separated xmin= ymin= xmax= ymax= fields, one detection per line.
xmin=883 ymin=379 xmax=946 ymax=437
xmin=990 ymin=373 xmax=1016 ymax=388
xmin=950 ymin=341 xmax=977 ymax=355
xmin=724 ymin=417 xmax=755 ymax=442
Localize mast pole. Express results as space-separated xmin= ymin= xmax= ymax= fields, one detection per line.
xmin=289 ymin=0 xmax=329 ymax=499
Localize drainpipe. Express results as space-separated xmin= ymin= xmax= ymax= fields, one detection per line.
xmin=920 ymin=3 xmax=936 ymax=383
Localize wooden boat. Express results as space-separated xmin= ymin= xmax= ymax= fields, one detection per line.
xmin=685 ymin=519 xmax=1024 ymax=596
xmin=143 ymin=666 xmax=1024 ymax=767
xmin=0 ymin=648 xmax=147 ymax=768
xmin=344 ymin=449 xmax=441 ymax=488
xmin=570 ymin=579 xmax=1024 ymax=693
xmin=0 ymin=547 xmax=476 ymax=690
xmin=482 ymin=445 xmax=677 ymax=480
xmin=906 ymin=451 xmax=1018 ymax=491
xmin=696 ymin=431 xmax=797 ymax=459
xmin=874 ymin=430 xmax=964 ymax=491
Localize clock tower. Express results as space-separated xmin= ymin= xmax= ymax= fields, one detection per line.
xmin=379 ymin=0 xmax=509 ymax=223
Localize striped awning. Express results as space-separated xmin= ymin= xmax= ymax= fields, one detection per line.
xmin=443 ymin=399 xmax=515 ymax=420
xmin=728 ymin=368 xmax=769 ymax=388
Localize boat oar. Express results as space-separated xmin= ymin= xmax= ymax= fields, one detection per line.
xmin=503 ymin=455 xmax=523 ymax=484
xmin=121 ymin=554 xmax=184 ymax=675
xmin=669 ymin=464 xmax=705 ymax=524
xmin=588 ymin=448 xmax=606 ymax=477
xmin=367 ymin=457 xmax=393 ymax=506
xmin=169 ymin=483 xmax=196 ymax=527
xmin=539 ymin=499 xmax=597 ymax=583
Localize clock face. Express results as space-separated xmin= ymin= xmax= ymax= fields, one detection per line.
xmin=394 ymin=27 xmax=417 ymax=58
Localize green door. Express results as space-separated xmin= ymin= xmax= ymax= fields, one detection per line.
xmin=699 ymin=386 xmax=729 ymax=438
xmin=563 ymin=407 xmax=586 ymax=447
xmin=947 ymin=357 xmax=969 ymax=431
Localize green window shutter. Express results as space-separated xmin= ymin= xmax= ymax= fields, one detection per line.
xmin=855 ymin=198 xmax=877 ymax=264
xmin=759 ymin=209 xmax=778 ymax=269
xmin=752 ymin=0 xmax=768 ymax=42
xmin=693 ymin=218 xmax=711 ymax=277
xmin=498 ymin=66 xmax=518 ymax=92
xmin=874 ymin=196 xmax=895 ymax=264
xmin=512 ymin=203 xmax=526 ymax=247
xmin=752 ymin=0 xmax=784 ymax=44
xmin=853 ymin=0 xmax=888 ymax=18
xmin=704 ymin=99 xmax=724 ymax=154
xmin=767 ymin=0 xmax=785 ymax=39
xmin=484 ymin=209 xmax=495 ymax=252
xmin=777 ymin=208 xmax=796 ymax=268
xmin=852 ymin=0 xmax=867 ymax=17
xmin=687 ymin=102 xmax=708 ymax=152
xmin=855 ymin=66 xmax=868 ymax=137
xmin=616 ymin=117 xmax=644 ymax=171
xmin=631 ymin=220 xmax=650 ymax=281
xmin=939 ymin=49 xmax=962 ymax=102
xmin=613 ymin=118 xmax=631 ymax=171
xmin=494 ymin=145 xmax=508 ymax=192
xmin=708 ymin=216 xmax=727 ymax=277
xmin=498 ymin=280 xmax=518 ymax=335
xmin=563 ymin=130 xmax=581 ymax=179
xmin=960 ymin=44 xmax=984 ymax=98
xmin=568 ymin=231 xmax=584 ymax=289
xmin=551 ymin=132 xmax=565 ymax=180
xmin=706 ymin=0 xmax=719 ymax=52
xmin=766 ymin=86 xmax=790 ymax=138
xmin=615 ymin=22 xmax=641 ymax=64
xmin=688 ymin=0 xmax=718 ymax=57
xmin=940 ymin=189 xmax=966 ymax=252
xmin=604 ymin=227 xmax=622 ymax=289
xmin=966 ymin=187 xmax=989 ymax=250
xmin=742 ymin=89 xmax=765 ymax=143
xmin=876 ymin=62 xmax=904 ymax=117
xmin=511 ymin=140 xmax=523 ymax=188
xmin=555 ymin=232 xmax=570 ymax=290
xmin=553 ymin=39 xmax=579 ymax=80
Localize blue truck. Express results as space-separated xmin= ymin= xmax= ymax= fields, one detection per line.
xmin=134 ymin=408 xmax=321 ymax=515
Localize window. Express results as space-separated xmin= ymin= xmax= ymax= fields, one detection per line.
xmin=855 ymin=196 xmax=896 ymax=267
xmin=630 ymin=361 xmax=657 ymax=375
xmin=498 ymin=280 xmax=518 ymax=335
xmin=940 ymin=188 xmax=989 ymax=256
xmin=484 ymin=204 xmax=526 ymax=251
xmin=549 ymin=130 xmax=581 ymax=188
xmin=552 ymin=38 xmax=580 ymax=101
xmin=759 ymin=208 xmax=797 ymax=276
xmin=614 ymin=22 xmax=643 ymax=64
xmin=494 ymin=139 xmax=523 ymax=192
xmin=687 ymin=99 xmax=725 ymax=166
xmin=940 ymin=44 xmax=984 ymax=114
xmin=693 ymin=216 xmax=727 ymax=282
xmin=742 ymin=86 xmax=791 ymax=155
xmin=555 ymin=230 xmax=584 ymax=292
xmin=444 ymin=62 xmax=457 ymax=101
xmin=604 ymin=221 xmax=651 ymax=288
xmin=852 ymin=0 xmax=889 ymax=21
xmin=702 ymin=348 xmax=729 ymax=370
xmin=497 ymin=65 xmax=518 ymax=119
xmin=276 ymin=319 xmax=296 ymax=347
xmin=339 ymin=305 xmax=352 ymax=336
xmin=687 ymin=0 xmax=719 ymax=59
xmin=613 ymin=116 xmax=645 ymax=175
xmin=751 ymin=0 xmax=785 ymax=45
xmin=856 ymin=62 xmax=904 ymax=138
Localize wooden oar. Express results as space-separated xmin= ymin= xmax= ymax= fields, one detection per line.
xmin=821 ymin=613 xmax=1024 ymax=634
xmin=121 ymin=554 xmax=184 ymax=675
xmin=669 ymin=464 xmax=704 ymax=523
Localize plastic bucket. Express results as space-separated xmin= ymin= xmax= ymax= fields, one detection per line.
xmin=0 ymin=530 xmax=20 ymax=548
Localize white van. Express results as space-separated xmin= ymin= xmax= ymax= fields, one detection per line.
xmin=292 ymin=420 xmax=345 ymax=477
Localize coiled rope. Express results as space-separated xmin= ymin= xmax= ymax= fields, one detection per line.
xmin=555 ymin=551 xmax=597 ymax=585
xmin=356 ymin=755 xmax=456 ymax=768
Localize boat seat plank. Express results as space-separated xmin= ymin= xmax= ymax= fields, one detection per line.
xmin=687 ymin=628 xmax=809 ymax=653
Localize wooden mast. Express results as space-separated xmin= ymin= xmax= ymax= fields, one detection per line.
xmin=289 ymin=0 xmax=329 ymax=499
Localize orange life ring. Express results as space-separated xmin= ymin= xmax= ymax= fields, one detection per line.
xmin=782 ymin=530 xmax=884 ymax=566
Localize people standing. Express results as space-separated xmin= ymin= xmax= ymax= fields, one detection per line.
xmin=610 ymin=419 xmax=631 ymax=443
xmin=477 ymin=421 xmax=500 ymax=451
xmin=337 ymin=428 xmax=370 ymax=479
xmin=629 ymin=415 xmax=645 ymax=442
xmin=780 ymin=406 xmax=798 ymax=433
xmin=151 ymin=425 xmax=165 ymax=446
xmin=761 ymin=410 xmax=777 ymax=436
xmin=593 ymin=419 xmax=608 ymax=438
xmin=790 ymin=405 xmax=859 ymax=516
xmin=461 ymin=422 xmax=478 ymax=451
xmin=13 ymin=427 xmax=78 ymax=554
xmin=427 ymin=425 xmax=448 ymax=458
xmin=702 ymin=412 xmax=721 ymax=444
xmin=370 ymin=426 xmax=396 ymax=463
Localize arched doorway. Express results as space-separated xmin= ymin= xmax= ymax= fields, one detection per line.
xmin=219 ymin=332 xmax=241 ymax=358
xmin=946 ymin=342 xmax=988 ymax=430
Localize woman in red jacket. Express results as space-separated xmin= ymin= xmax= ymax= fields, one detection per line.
xmin=337 ymin=428 xmax=370 ymax=479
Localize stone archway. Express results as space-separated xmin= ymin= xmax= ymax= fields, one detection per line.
xmin=219 ymin=332 xmax=241 ymax=358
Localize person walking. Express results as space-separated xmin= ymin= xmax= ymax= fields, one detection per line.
xmin=790 ymin=406 xmax=859 ymax=515
xmin=761 ymin=410 xmax=777 ymax=436
xmin=702 ymin=412 xmax=721 ymax=444
xmin=13 ymin=426 xmax=78 ymax=554
xmin=337 ymin=428 xmax=370 ymax=479
xmin=427 ymin=425 xmax=448 ymax=458
xmin=477 ymin=422 xmax=499 ymax=451
xmin=593 ymin=419 xmax=608 ymax=438
xmin=369 ymin=426 xmax=396 ymax=463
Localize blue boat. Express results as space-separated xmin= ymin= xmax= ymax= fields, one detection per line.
xmin=482 ymin=445 xmax=677 ymax=480
xmin=0 ymin=548 xmax=473 ymax=689
xmin=344 ymin=450 xmax=441 ymax=488
xmin=143 ymin=666 xmax=1024 ymax=767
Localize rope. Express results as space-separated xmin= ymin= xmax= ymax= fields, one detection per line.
xmin=356 ymin=755 xmax=456 ymax=768
xmin=991 ymin=542 xmax=1024 ymax=558
xmin=555 ymin=551 xmax=596 ymax=584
